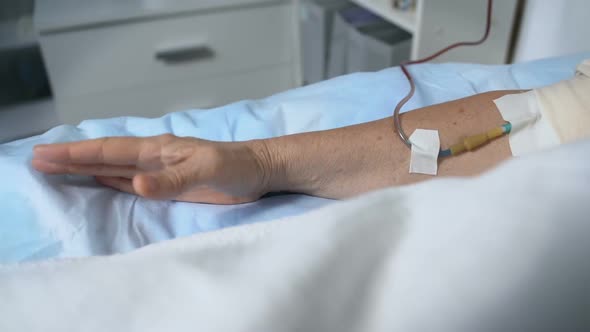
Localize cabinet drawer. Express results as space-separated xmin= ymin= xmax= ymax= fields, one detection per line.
xmin=54 ymin=64 xmax=295 ymax=125
xmin=40 ymin=3 xmax=295 ymax=98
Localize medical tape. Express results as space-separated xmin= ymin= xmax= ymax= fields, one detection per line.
xmin=493 ymin=91 xmax=561 ymax=156
xmin=577 ymin=59 xmax=590 ymax=77
xmin=409 ymin=129 xmax=440 ymax=175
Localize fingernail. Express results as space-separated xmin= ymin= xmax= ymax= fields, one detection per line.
xmin=33 ymin=145 xmax=51 ymax=158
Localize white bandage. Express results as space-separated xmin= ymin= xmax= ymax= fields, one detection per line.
xmin=577 ymin=59 xmax=590 ymax=77
xmin=494 ymin=58 xmax=590 ymax=156
xmin=536 ymin=64 xmax=590 ymax=144
xmin=493 ymin=91 xmax=560 ymax=156
xmin=409 ymin=129 xmax=440 ymax=175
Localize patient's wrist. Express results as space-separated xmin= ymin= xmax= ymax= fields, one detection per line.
xmin=246 ymin=139 xmax=286 ymax=194
xmin=248 ymin=137 xmax=322 ymax=195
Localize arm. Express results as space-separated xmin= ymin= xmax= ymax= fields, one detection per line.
xmin=258 ymin=90 xmax=517 ymax=198
xmin=32 ymin=90 xmax=521 ymax=204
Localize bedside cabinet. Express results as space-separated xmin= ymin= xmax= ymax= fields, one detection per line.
xmin=35 ymin=0 xmax=299 ymax=124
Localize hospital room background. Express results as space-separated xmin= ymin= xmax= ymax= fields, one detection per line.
xmin=1 ymin=1 xmax=590 ymax=330
xmin=1 ymin=0 xmax=589 ymax=143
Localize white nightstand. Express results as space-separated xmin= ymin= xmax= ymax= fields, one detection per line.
xmin=35 ymin=0 xmax=300 ymax=124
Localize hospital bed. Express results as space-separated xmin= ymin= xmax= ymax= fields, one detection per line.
xmin=1 ymin=52 xmax=589 ymax=264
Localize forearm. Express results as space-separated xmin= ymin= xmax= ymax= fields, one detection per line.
xmin=254 ymin=90 xmax=522 ymax=199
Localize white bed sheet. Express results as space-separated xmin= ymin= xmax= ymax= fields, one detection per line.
xmin=1 ymin=139 xmax=589 ymax=332
xmin=1 ymin=53 xmax=588 ymax=263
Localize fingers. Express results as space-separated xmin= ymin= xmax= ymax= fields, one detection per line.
xmin=99 ymin=171 xmax=186 ymax=200
xmin=33 ymin=136 xmax=161 ymax=166
xmin=32 ymin=159 xmax=138 ymax=178
xmin=98 ymin=175 xmax=256 ymax=204
xmin=33 ymin=134 xmax=215 ymax=201
xmin=96 ymin=176 xmax=137 ymax=194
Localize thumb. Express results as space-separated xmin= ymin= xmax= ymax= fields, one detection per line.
xmin=133 ymin=169 xmax=191 ymax=199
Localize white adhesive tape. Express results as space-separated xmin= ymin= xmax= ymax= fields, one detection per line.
xmin=409 ymin=129 xmax=440 ymax=175
xmin=494 ymin=91 xmax=560 ymax=156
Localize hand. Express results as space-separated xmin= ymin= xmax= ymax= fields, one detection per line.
xmin=32 ymin=134 xmax=272 ymax=204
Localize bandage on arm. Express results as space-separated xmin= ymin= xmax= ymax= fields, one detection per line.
xmin=494 ymin=59 xmax=590 ymax=156
xmin=259 ymin=90 xmax=519 ymax=199
xmin=537 ymin=61 xmax=590 ymax=143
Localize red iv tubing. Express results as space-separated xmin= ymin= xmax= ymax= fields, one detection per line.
xmin=393 ymin=0 xmax=495 ymax=151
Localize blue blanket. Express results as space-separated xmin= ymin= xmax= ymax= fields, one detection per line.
xmin=1 ymin=53 xmax=588 ymax=263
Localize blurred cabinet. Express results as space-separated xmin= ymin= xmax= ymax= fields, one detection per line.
xmin=297 ymin=0 xmax=518 ymax=86
xmin=35 ymin=0 xmax=299 ymax=124
xmin=351 ymin=0 xmax=519 ymax=64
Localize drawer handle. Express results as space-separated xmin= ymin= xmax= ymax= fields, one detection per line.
xmin=155 ymin=44 xmax=214 ymax=64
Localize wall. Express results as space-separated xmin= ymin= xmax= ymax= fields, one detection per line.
xmin=513 ymin=0 xmax=590 ymax=63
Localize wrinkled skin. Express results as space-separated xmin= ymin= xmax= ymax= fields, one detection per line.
xmin=32 ymin=134 xmax=269 ymax=204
